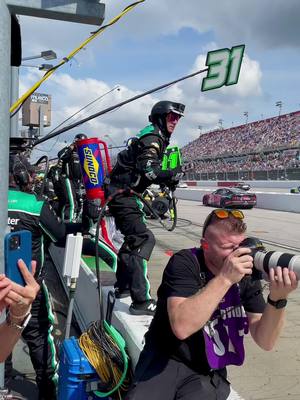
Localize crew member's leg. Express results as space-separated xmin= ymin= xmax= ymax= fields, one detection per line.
xmin=108 ymin=193 xmax=156 ymax=314
xmin=22 ymin=282 xmax=58 ymax=400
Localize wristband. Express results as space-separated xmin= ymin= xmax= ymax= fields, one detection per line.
xmin=6 ymin=311 xmax=32 ymax=332
xmin=9 ymin=304 xmax=32 ymax=320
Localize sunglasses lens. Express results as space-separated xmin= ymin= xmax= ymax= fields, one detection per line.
xmin=231 ymin=210 xmax=244 ymax=219
xmin=214 ymin=209 xmax=229 ymax=219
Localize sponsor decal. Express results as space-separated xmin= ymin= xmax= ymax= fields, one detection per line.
xmin=83 ymin=147 xmax=99 ymax=185
xmin=8 ymin=217 xmax=20 ymax=225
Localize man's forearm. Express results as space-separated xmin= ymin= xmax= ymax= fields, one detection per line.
xmin=169 ymin=275 xmax=232 ymax=340
xmin=250 ymin=304 xmax=285 ymax=351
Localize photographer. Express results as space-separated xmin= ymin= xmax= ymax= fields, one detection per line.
xmin=0 ymin=259 xmax=39 ymax=362
xmin=125 ymin=209 xmax=298 ymax=400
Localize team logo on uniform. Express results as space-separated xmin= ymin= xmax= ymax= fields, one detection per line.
xmin=83 ymin=147 xmax=99 ymax=185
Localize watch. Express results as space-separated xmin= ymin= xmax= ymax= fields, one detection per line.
xmin=267 ymin=295 xmax=287 ymax=309
xmin=6 ymin=312 xmax=32 ymax=332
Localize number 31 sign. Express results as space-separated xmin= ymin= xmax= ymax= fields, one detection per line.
xmin=201 ymin=45 xmax=245 ymax=92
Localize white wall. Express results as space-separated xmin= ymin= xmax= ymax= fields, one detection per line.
xmin=176 ymin=188 xmax=300 ymax=213
xmin=186 ymin=180 xmax=299 ymax=189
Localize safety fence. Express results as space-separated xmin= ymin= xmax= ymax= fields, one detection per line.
xmin=185 ymin=168 xmax=300 ymax=181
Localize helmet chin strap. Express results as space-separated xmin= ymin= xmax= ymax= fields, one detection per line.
xmin=157 ymin=116 xmax=170 ymax=136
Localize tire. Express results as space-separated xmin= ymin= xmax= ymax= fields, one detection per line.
xmin=220 ymin=199 xmax=226 ymax=208
xmin=202 ymin=196 xmax=208 ymax=206
xmin=167 ymin=197 xmax=177 ymax=231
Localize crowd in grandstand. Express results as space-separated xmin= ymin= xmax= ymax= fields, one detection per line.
xmin=182 ymin=111 xmax=300 ymax=172
xmin=192 ymin=151 xmax=300 ymax=173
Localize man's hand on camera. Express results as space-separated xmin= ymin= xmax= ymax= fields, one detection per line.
xmin=219 ymin=247 xmax=253 ymax=285
xmin=268 ymin=267 xmax=298 ymax=301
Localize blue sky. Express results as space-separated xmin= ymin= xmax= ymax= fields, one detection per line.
xmin=17 ymin=0 xmax=300 ymax=159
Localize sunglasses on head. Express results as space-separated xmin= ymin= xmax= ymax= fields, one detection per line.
xmin=202 ymin=209 xmax=244 ymax=237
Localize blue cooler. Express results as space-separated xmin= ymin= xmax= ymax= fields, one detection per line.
xmin=58 ymin=337 xmax=110 ymax=400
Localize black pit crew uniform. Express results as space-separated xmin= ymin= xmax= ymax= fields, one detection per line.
xmin=53 ymin=144 xmax=83 ymax=222
xmin=7 ymin=188 xmax=86 ymax=400
xmin=105 ymin=124 xmax=181 ymax=308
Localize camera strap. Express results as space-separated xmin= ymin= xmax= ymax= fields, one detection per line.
xmin=189 ymin=247 xmax=207 ymax=289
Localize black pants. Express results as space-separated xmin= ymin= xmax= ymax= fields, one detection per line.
xmin=125 ymin=349 xmax=230 ymax=400
xmin=6 ymin=282 xmax=58 ymax=400
xmin=107 ymin=191 xmax=155 ymax=303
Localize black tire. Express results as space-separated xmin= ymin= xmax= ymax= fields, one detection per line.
xmin=167 ymin=196 xmax=177 ymax=231
xmin=220 ymin=199 xmax=226 ymax=208
xmin=202 ymin=196 xmax=208 ymax=206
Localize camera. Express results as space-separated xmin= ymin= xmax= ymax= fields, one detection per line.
xmin=239 ymin=237 xmax=300 ymax=280
xmin=9 ymin=234 xmax=20 ymax=251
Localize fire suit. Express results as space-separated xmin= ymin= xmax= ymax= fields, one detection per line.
xmin=105 ymin=124 xmax=179 ymax=303
xmin=7 ymin=188 xmax=86 ymax=400
xmin=54 ymin=145 xmax=83 ymax=222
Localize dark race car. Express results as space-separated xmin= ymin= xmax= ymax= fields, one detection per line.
xmin=202 ymin=187 xmax=257 ymax=209
xmin=234 ymin=182 xmax=251 ymax=191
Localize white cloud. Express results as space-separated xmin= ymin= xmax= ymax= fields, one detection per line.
xmin=20 ymin=43 xmax=263 ymax=159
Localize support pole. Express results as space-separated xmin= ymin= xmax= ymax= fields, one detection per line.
xmin=0 ymin=0 xmax=11 ymax=387
xmin=10 ymin=66 xmax=19 ymax=137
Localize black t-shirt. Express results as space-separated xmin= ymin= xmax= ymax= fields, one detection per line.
xmin=145 ymin=248 xmax=266 ymax=374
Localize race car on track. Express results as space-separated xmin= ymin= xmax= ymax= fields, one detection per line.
xmin=202 ymin=187 xmax=257 ymax=209
xmin=234 ymin=182 xmax=251 ymax=191
xmin=290 ymin=186 xmax=300 ymax=194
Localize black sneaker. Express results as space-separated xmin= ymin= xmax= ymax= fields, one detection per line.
xmin=115 ymin=288 xmax=131 ymax=299
xmin=129 ymin=299 xmax=157 ymax=316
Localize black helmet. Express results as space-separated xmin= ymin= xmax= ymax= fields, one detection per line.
xmin=9 ymin=154 xmax=35 ymax=188
xmin=149 ymin=101 xmax=185 ymax=122
xmin=149 ymin=101 xmax=185 ymax=135
xmin=74 ymin=133 xmax=87 ymax=141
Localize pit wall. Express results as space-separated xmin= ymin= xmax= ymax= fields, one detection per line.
xmin=176 ymin=182 xmax=300 ymax=213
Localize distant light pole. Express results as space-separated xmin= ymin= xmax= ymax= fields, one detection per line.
xmin=104 ymin=134 xmax=118 ymax=147
xmin=198 ymin=125 xmax=202 ymax=137
xmin=218 ymin=119 xmax=223 ymax=129
xmin=243 ymin=111 xmax=248 ymax=124
xmin=276 ymin=101 xmax=283 ymax=116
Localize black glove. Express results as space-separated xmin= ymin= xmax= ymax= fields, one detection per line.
xmin=83 ymin=198 xmax=101 ymax=222
xmin=167 ymin=172 xmax=184 ymax=190
xmin=172 ymin=172 xmax=184 ymax=181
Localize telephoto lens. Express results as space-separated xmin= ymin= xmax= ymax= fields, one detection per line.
xmin=239 ymin=237 xmax=300 ymax=280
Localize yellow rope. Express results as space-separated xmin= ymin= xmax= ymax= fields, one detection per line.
xmin=10 ymin=0 xmax=145 ymax=114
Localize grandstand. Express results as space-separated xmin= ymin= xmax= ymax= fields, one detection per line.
xmin=182 ymin=110 xmax=300 ymax=181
